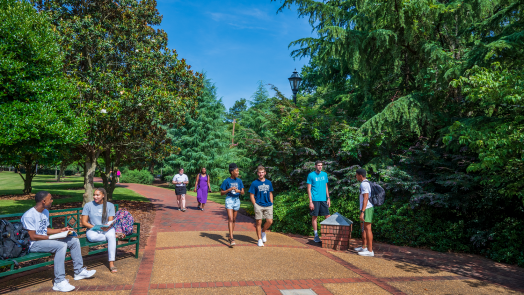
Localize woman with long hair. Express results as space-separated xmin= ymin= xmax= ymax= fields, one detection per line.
xmin=194 ymin=167 xmax=212 ymax=211
xmin=81 ymin=188 xmax=118 ymax=273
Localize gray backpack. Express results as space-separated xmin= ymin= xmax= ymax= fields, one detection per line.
xmin=363 ymin=180 xmax=385 ymax=206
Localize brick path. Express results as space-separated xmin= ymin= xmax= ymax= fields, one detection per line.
xmin=121 ymin=183 xmax=524 ymax=295
xmin=1 ymin=182 xmax=523 ymax=294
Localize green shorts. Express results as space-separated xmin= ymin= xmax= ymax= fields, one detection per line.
xmin=364 ymin=207 xmax=374 ymax=223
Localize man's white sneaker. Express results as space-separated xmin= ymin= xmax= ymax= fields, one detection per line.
xmin=354 ymin=246 xmax=367 ymax=252
xmin=53 ymin=279 xmax=75 ymax=292
xmin=358 ymin=250 xmax=375 ymax=257
xmin=74 ymin=268 xmax=96 ymax=280
xmin=314 ymin=235 xmax=321 ymax=243
xmin=258 ymin=239 xmax=264 ymax=247
xmin=261 ymin=232 xmax=267 ymax=243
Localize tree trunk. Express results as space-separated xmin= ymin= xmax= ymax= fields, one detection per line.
xmin=17 ymin=155 xmax=37 ymax=194
xmin=83 ymin=150 xmax=100 ymax=205
xmin=100 ymin=149 xmax=121 ymax=201
xmin=58 ymin=160 xmax=68 ymax=182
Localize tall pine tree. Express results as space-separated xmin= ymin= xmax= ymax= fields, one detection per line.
xmin=164 ymin=75 xmax=247 ymax=188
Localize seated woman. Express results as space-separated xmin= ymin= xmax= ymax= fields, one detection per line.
xmin=81 ymin=188 xmax=118 ymax=273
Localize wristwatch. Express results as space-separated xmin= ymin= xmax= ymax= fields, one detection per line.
xmin=360 ymin=210 xmax=365 ymax=213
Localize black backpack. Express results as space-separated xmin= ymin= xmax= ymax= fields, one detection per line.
xmin=0 ymin=220 xmax=31 ymax=260
xmin=363 ymin=180 xmax=386 ymax=206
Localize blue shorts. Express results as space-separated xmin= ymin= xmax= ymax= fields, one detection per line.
xmin=225 ymin=196 xmax=240 ymax=211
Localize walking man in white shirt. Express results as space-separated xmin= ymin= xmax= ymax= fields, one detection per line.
xmin=354 ymin=168 xmax=375 ymax=256
xmin=21 ymin=191 xmax=96 ymax=292
xmin=173 ymin=168 xmax=189 ymax=212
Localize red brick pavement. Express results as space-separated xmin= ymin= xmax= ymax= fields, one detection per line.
xmin=98 ymin=182 xmax=524 ymax=294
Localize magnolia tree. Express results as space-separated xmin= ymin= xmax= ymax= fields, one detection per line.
xmin=34 ymin=0 xmax=203 ymax=202
xmin=0 ymin=0 xmax=86 ymax=194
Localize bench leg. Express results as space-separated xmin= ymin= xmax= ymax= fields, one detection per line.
xmin=135 ymin=239 xmax=139 ymax=259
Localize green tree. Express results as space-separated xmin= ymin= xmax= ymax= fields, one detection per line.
xmin=164 ymin=76 xmax=246 ymax=188
xmin=226 ymin=98 xmax=247 ymax=123
xmin=250 ymin=81 xmax=271 ymax=108
xmin=34 ymin=0 xmax=203 ymax=202
xmin=0 ymin=0 xmax=86 ymax=194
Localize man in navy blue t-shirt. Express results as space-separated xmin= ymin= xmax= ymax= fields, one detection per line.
xmin=248 ymin=165 xmax=274 ymax=247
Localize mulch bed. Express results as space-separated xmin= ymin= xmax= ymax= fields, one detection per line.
xmin=0 ymin=194 xmax=71 ymax=201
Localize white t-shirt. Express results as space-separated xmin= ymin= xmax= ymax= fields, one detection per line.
xmin=359 ymin=180 xmax=373 ymax=210
xmin=21 ymin=207 xmax=50 ymax=246
xmin=172 ymin=174 xmax=188 ymax=187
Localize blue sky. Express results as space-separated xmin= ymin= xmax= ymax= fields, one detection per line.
xmin=157 ymin=0 xmax=313 ymax=109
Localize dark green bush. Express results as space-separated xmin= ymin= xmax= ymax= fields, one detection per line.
xmin=272 ymin=190 xmax=360 ymax=237
xmin=120 ymin=169 xmax=153 ymax=185
xmin=272 ymin=190 xmax=524 ymax=267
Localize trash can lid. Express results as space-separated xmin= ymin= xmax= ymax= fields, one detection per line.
xmin=320 ymin=212 xmax=353 ymax=226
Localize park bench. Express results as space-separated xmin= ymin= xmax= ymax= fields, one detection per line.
xmin=0 ymin=205 xmax=140 ymax=278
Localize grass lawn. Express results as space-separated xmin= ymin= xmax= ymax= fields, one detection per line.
xmin=0 ymin=172 xmax=148 ymax=215
xmin=163 ymin=187 xmax=252 ymax=210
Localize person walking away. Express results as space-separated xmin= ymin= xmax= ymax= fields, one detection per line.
xmin=248 ymin=165 xmax=274 ymax=247
xmin=220 ymin=163 xmax=244 ymax=247
xmin=307 ymin=161 xmax=331 ymax=243
xmin=173 ymin=168 xmax=189 ymax=211
xmin=81 ymin=188 xmax=118 ymax=272
xmin=116 ymin=169 xmax=121 ymax=183
xmin=21 ymin=191 xmax=96 ymax=292
xmin=194 ymin=167 xmax=212 ymax=211
xmin=355 ymin=168 xmax=374 ymax=256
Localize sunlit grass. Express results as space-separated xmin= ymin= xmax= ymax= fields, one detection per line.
xmin=0 ymin=172 xmax=148 ymax=215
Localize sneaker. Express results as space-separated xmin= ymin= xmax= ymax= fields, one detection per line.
xmin=201 ymin=208 xmax=204 ymax=211
xmin=74 ymin=268 xmax=96 ymax=280
xmin=53 ymin=279 xmax=75 ymax=292
xmin=182 ymin=208 xmax=186 ymax=212
xmin=261 ymin=232 xmax=267 ymax=243
xmin=354 ymin=246 xmax=367 ymax=252
xmin=178 ymin=208 xmax=181 ymax=211
xmin=258 ymin=239 xmax=264 ymax=247
xmin=314 ymin=235 xmax=321 ymax=243
xmin=229 ymin=239 xmax=236 ymax=247
xmin=358 ymin=250 xmax=375 ymax=257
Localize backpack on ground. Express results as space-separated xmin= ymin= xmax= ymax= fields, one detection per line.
xmin=111 ymin=209 xmax=134 ymax=237
xmin=364 ymin=180 xmax=386 ymax=206
xmin=0 ymin=220 xmax=30 ymax=259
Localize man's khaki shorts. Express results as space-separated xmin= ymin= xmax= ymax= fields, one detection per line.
xmin=254 ymin=203 xmax=273 ymax=220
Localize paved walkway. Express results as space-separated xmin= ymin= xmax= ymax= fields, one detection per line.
xmin=1 ymin=183 xmax=523 ymax=294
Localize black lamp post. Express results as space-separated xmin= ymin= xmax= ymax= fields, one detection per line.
xmin=288 ymin=69 xmax=302 ymax=104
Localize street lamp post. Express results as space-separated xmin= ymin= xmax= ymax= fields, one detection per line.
xmin=288 ymin=69 xmax=302 ymax=105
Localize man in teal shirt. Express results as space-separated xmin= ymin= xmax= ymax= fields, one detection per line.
xmin=307 ymin=161 xmax=331 ymax=243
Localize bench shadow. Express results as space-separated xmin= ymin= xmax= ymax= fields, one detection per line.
xmin=0 ymin=252 xmax=134 ymax=294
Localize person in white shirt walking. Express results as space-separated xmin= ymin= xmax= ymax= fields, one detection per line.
xmin=21 ymin=191 xmax=96 ymax=292
xmin=172 ymin=168 xmax=189 ymax=212
xmin=354 ymin=168 xmax=375 ymax=257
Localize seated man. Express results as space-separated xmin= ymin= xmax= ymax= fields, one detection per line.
xmin=21 ymin=191 xmax=96 ymax=292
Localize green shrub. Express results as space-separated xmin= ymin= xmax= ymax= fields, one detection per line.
xmin=272 ymin=190 xmax=360 ymax=237
xmin=120 ymin=169 xmax=153 ymax=185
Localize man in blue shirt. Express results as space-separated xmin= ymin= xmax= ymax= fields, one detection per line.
xmin=249 ymin=165 xmax=274 ymax=247
xmin=220 ymin=163 xmax=244 ymax=247
xmin=307 ymin=161 xmax=331 ymax=243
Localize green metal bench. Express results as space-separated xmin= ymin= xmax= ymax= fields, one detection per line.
xmin=0 ymin=205 xmax=140 ymax=278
